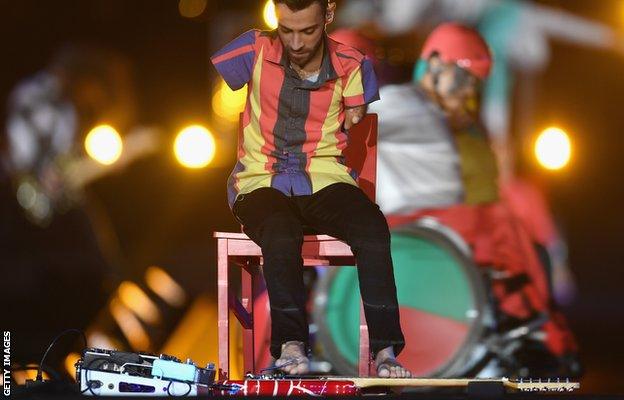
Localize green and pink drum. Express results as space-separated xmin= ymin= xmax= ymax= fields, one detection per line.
xmin=312 ymin=218 xmax=489 ymax=377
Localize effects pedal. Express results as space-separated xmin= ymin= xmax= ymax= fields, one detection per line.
xmin=76 ymin=348 xmax=215 ymax=396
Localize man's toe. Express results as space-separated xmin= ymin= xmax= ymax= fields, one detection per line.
xmin=296 ymin=363 xmax=308 ymax=375
xmin=378 ymin=365 xmax=390 ymax=378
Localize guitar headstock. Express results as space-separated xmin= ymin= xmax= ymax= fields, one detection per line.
xmin=505 ymin=378 xmax=580 ymax=392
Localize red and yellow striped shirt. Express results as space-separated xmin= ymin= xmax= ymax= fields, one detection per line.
xmin=211 ymin=29 xmax=379 ymax=207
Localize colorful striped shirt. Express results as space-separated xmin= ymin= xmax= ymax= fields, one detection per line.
xmin=210 ymin=29 xmax=380 ymax=208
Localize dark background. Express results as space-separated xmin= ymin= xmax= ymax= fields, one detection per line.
xmin=2 ymin=0 xmax=623 ymax=394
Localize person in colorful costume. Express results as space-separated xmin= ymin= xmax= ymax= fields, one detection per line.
xmin=368 ymin=23 xmax=579 ymax=373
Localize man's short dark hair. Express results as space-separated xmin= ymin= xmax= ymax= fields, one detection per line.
xmin=273 ymin=0 xmax=328 ymax=14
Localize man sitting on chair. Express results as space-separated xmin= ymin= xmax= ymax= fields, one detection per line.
xmin=210 ymin=0 xmax=409 ymax=378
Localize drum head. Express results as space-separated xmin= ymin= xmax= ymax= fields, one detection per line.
xmin=313 ymin=222 xmax=487 ymax=377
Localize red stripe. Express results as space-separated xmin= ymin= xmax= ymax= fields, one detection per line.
xmin=258 ymin=62 xmax=284 ymax=172
xmin=238 ymin=81 xmax=253 ymax=159
xmin=344 ymin=94 xmax=365 ymax=107
xmin=211 ymin=44 xmax=254 ymax=64
xmin=304 ymin=81 xmax=336 ymax=170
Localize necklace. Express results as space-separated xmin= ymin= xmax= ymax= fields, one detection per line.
xmin=290 ymin=61 xmax=320 ymax=80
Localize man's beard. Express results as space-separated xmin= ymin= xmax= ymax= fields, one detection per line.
xmin=288 ymin=39 xmax=323 ymax=69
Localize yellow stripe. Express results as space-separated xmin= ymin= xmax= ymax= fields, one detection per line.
xmin=308 ymin=78 xmax=357 ymax=192
xmin=342 ymin=67 xmax=364 ymax=98
xmin=236 ymin=46 xmax=272 ymax=195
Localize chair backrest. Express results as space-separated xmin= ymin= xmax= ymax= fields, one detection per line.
xmin=237 ymin=113 xmax=378 ymax=202
xmin=343 ymin=113 xmax=377 ymax=202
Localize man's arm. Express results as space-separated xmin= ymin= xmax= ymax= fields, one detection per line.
xmin=210 ymin=30 xmax=258 ymax=91
xmin=343 ymin=55 xmax=379 ymax=130
xmin=344 ymin=106 xmax=366 ymax=130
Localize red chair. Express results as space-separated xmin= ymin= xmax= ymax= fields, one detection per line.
xmin=214 ymin=114 xmax=378 ymax=379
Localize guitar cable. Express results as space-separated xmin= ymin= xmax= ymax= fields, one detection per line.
xmin=35 ymin=328 xmax=87 ymax=383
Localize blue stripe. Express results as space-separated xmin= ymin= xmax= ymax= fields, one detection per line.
xmin=291 ymin=172 xmax=313 ymax=195
xmin=361 ymin=57 xmax=380 ymax=104
xmin=271 ymin=173 xmax=291 ymax=196
xmin=214 ymin=51 xmax=255 ymax=90
xmin=227 ymin=160 xmax=247 ymax=208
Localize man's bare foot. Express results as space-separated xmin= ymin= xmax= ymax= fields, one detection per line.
xmin=275 ymin=341 xmax=310 ymax=375
xmin=375 ymin=346 xmax=411 ymax=378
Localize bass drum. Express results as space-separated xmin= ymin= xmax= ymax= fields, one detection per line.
xmin=312 ymin=218 xmax=490 ymax=377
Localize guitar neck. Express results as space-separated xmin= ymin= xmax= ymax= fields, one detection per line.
xmin=343 ymin=377 xmax=502 ymax=389
xmin=330 ymin=377 xmax=580 ymax=392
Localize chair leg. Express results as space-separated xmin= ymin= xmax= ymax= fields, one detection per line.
xmin=217 ymin=238 xmax=230 ymax=379
xmin=241 ymin=264 xmax=255 ymax=375
xmin=358 ymin=300 xmax=371 ymax=377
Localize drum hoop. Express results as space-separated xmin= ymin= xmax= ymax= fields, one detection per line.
xmin=312 ymin=219 xmax=489 ymax=377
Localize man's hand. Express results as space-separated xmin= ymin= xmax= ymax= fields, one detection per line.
xmin=344 ymin=105 xmax=366 ymax=130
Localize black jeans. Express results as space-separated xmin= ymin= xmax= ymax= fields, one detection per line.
xmin=233 ymin=183 xmax=405 ymax=359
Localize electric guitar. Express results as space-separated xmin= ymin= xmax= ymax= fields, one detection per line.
xmin=213 ymin=376 xmax=580 ymax=396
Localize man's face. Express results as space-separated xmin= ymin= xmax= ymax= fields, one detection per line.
xmin=426 ymin=56 xmax=479 ymax=117
xmin=275 ymin=2 xmax=326 ymax=68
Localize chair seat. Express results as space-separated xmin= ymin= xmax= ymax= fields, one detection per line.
xmin=213 ymin=231 xmax=354 ymax=259
xmin=214 ymin=231 xmax=341 ymax=242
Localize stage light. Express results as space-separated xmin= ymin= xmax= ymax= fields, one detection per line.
xmin=118 ymin=281 xmax=161 ymax=325
xmin=145 ymin=266 xmax=186 ymax=307
xmin=212 ymin=79 xmax=247 ymax=122
xmin=174 ymin=125 xmax=216 ymax=168
xmin=178 ymin=0 xmax=207 ymax=18
xmin=263 ymin=0 xmax=278 ymax=30
xmin=110 ymin=298 xmax=151 ymax=350
xmin=64 ymin=352 xmax=81 ymax=379
xmin=535 ymin=127 xmax=572 ymax=170
xmin=11 ymin=365 xmax=49 ymax=385
xmin=85 ymin=124 xmax=123 ymax=165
